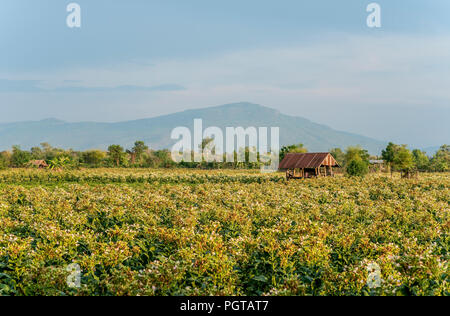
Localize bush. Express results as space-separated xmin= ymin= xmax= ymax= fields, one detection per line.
xmin=346 ymin=159 xmax=369 ymax=177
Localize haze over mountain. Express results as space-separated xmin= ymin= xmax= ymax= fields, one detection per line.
xmin=0 ymin=102 xmax=386 ymax=154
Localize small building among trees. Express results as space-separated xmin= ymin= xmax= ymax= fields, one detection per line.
xmin=279 ymin=153 xmax=340 ymax=180
xmin=369 ymin=159 xmax=386 ymax=173
xmin=28 ymin=160 xmax=48 ymax=169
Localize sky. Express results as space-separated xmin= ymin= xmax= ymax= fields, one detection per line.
xmin=1 ymin=0 xmax=449 ymax=148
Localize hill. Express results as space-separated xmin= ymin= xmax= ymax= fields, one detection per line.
xmin=0 ymin=102 xmax=386 ymax=154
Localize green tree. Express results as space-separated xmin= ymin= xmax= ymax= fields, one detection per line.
xmin=393 ymin=146 xmax=415 ymax=177
xmin=346 ymin=158 xmax=369 ymax=177
xmin=412 ymin=149 xmax=430 ymax=171
xmin=48 ymin=156 xmax=71 ymax=170
xmin=345 ymin=146 xmax=370 ymax=165
xmin=30 ymin=147 xmax=44 ymax=160
xmin=128 ymin=141 xmax=149 ymax=165
xmin=382 ymin=142 xmax=400 ymax=176
xmin=82 ymin=150 xmax=106 ymax=166
xmin=430 ymin=145 xmax=449 ymax=172
xmin=11 ymin=146 xmax=31 ymax=168
xmin=133 ymin=141 xmax=148 ymax=162
xmin=108 ymin=145 xmax=124 ymax=167
xmin=344 ymin=146 xmax=369 ymax=177
xmin=330 ymin=148 xmax=345 ymax=166
xmin=0 ymin=151 xmax=11 ymax=169
xmin=280 ymin=144 xmax=308 ymax=161
xmin=40 ymin=142 xmax=52 ymax=153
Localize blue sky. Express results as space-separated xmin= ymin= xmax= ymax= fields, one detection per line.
xmin=1 ymin=0 xmax=449 ymax=148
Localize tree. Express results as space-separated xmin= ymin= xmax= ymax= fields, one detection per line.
xmin=128 ymin=141 xmax=148 ymax=165
xmin=11 ymin=146 xmax=31 ymax=168
xmin=133 ymin=141 xmax=148 ymax=161
xmin=345 ymin=146 xmax=370 ymax=165
xmin=40 ymin=142 xmax=53 ymax=153
xmin=108 ymin=145 xmax=124 ymax=167
xmin=280 ymin=144 xmax=308 ymax=161
xmin=393 ymin=146 xmax=415 ymax=177
xmin=48 ymin=156 xmax=71 ymax=170
xmin=82 ymin=150 xmax=106 ymax=166
xmin=330 ymin=148 xmax=345 ymax=166
xmin=0 ymin=151 xmax=11 ymax=169
xmin=382 ymin=142 xmax=400 ymax=176
xmin=412 ymin=149 xmax=430 ymax=171
xmin=430 ymin=145 xmax=449 ymax=172
xmin=30 ymin=147 xmax=44 ymax=160
xmin=344 ymin=146 xmax=369 ymax=177
xmin=346 ymin=158 xmax=369 ymax=177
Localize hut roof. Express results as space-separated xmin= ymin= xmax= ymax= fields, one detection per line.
xmin=279 ymin=153 xmax=339 ymax=169
xmin=29 ymin=160 xmax=48 ymax=167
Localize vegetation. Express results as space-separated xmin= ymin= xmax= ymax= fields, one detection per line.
xmin=0 ymin=170 xmax=447 ymax=296
xmin=429 ymin=145 xmax=450 ymax=173
xmin=346 ymin=158 xmax=369 ymax=177
xmin=279 ymin=144 xmax=308 ymax=161
xmin=0 ymin=142 xmax=448 ymax=176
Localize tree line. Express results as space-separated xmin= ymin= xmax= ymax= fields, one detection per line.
xmin=0 ymin=141 xmax=262 ymax=170
xmin=329 ymin=143 xmax=449 ymax=177
xmin=0 ymin=141 xmax=448 ymax=174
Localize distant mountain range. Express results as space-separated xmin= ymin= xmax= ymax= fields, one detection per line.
xmin=0 ymin=102 xmax=388 ymax=154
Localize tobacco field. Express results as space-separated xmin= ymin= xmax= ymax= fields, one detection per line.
xmin=0 ymin=169 xmax=448 ymax=296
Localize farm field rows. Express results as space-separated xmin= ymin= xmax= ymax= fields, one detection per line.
xmin=0 ymin=169 xmax=448 ymax=296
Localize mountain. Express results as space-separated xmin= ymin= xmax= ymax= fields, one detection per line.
xmin=0 ymin=102 xmax=386 ymax=154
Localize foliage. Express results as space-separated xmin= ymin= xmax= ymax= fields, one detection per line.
xmin=345 ymin=146 xmax=370 ymax=165
xmin=330 ymin=148 xmax=345 ymax=166
xmin=344 ymin=147 xmax=369 ymax=177
xmin=0 ymin=169 xmax=448 ymax=296
xmin=392 ymin=146 xmax=415 ymax=173
xmin=11 ymin=146 xmax=31 ymax=168
xmin=280 ymin=144 xmax=308 ymax=161
xmin=430 ymin=145 xmax=449 ymax=172
xmin=412 ymin=150 xmax=430 ymax=172
xmin=382 ymin=142 xmax=400 ymax=174
xmin=48 ymin=156 xmax=71 ymax=170
xmin=107 ymin=145 xmax=125 ymax=167
xmin=81 ymin=150 xmax=106 ymax=166
xmin=1 ymin=142 xmax=449 ymax=173
xmin=127 ymin=141 xmax=148 ymax=166
xmin=382 ymin=143 xmax=398 ymax=165
xmin=346 ymin=158 xmax=369 ymax=177
xmin=0 ymin=152 xmax=11 ymax=170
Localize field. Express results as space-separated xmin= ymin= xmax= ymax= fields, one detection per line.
xmin=0 ymin=169 xmax=448 ymax=296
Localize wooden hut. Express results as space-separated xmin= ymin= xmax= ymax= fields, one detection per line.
xmin=369 ymin=159 xmax=386 ymax=173
xmin=29 ymin=160 xmax=48 ymax=169
xmin=279 ymin=153 xmax=339 ymax=180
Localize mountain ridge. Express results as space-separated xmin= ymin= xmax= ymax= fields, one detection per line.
xmin=0 ymin=102 xmax=387 ymax=154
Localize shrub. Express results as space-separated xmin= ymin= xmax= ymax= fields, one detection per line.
xmin=346 ymin=158 xmax=369 ymax=177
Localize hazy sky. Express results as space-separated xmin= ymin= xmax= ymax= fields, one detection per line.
xmin=1 ymin=0 xmax=449 ymax=148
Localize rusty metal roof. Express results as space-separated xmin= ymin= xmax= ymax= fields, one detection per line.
xmin=279 ymin=153 xmax=339 ymax=169
xmin=29 ymin=160 xmax=48 ymax=166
